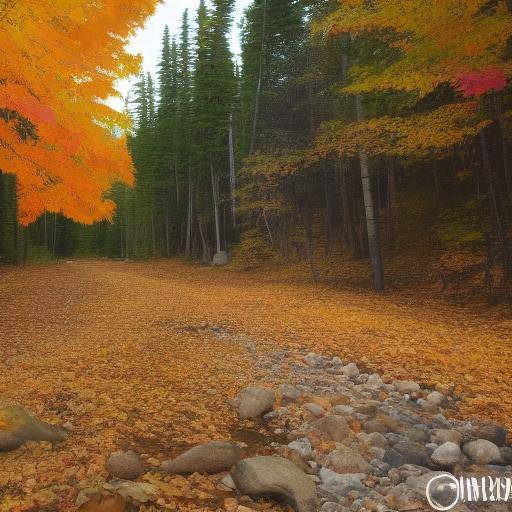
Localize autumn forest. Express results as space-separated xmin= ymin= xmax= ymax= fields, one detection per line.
xmin=2 ymin=1 xmax=512 ymax=511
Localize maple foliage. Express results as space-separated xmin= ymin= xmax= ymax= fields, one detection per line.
xmin=0 ymin=0 xmax=158 ymax=225
xmin=318 ymin=0 xmax=512 ymax=97
xmin=314 ymin=103 xmax=491 ymax=160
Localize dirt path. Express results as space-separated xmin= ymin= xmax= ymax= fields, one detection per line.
xmin=0 ymin=259 xmax=511 ymax=510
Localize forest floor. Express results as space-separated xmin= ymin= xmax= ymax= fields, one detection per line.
xmin=0 ymin=259 xmax=511 ymax=510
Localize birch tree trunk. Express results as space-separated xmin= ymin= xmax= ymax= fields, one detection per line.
xmin=210 ymin=161 xmax=222 ymax=254
xmin=356 ymin=95 xmax=385 ymax=291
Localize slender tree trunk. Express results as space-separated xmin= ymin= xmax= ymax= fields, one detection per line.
xmin=250 ymin=0 xmax=267 ymax=154
xmin=356 ymin=95 xmax=385 ymax=291
xmin=210 ymin=160 xmax=221 ymax=254
xmin=262 ymin=209 xmax=273 ymax=245
xmin=151 ymin=214 xmax=156 ymax=256
xmin=324 ymin=167 xmax=334 ymax=255
xmin=185 ymin=167 xmax=193 ymax=256
xmin=124 ymin=186 xmax=130 ymax=259
xmin=198 ymin=218 xmax=211 ymax=263
xmin=165 ymin=206 xmax=170 ymax=257
xmin=52 ymin=213 xmax=57 ymax=256
xmin=386 ymin=161 xmax=396 ymax=249
xmin=174 ymin=158 xmax=179 ymax=205
xmin=43 ymin=210 xmax=48 ymax=249
xmin=228 ymin=113 xmax=236 ymax=225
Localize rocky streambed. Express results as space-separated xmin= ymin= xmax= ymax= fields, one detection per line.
xmin=1 ymin=351 xmax=511 ymax=511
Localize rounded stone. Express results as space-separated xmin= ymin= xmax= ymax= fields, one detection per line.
xmin=0 ymin=430 xmax=23 ymax=452
xmin=105 ymin=450 xmax=144 ymax=480
xmin=431 ymin=442 xmax=462 ymax=467
xmin=463 ymin=439 xmax=502 ymax=465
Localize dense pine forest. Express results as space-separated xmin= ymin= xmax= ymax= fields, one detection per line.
xmin=2 ymin=0 xmax=512 ymax=296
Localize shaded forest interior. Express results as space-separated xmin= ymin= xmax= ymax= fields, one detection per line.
xmin=1 ymin=0 xmax=512 ymax=298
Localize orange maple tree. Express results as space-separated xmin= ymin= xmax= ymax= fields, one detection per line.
xmin=0 ymin=0 xmax=158 ymax=225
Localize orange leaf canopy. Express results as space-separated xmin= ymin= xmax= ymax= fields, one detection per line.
xmin=0 ymin=0 xmax=158 ymax=225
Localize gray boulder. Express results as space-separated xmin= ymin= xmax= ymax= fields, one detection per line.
xmin=231 ymin=456 xmax=318 ymax=512
xmin=312 ymin=415 xmax=350 ymax=442
xmin=288 ymin=438 xmax=312 ymax=458
xmin=463 ymin=439 xmax=502 ymax=465
xmin=161 ymin=441 xmax=241 ymax=474
xmin=431 ymin=442 xmax=461 ymax=467
xmin=367 ymin=373 xmax=384 ymax=388
xmin=468 ymin=423 xmax=508 ymax=447
xmin=106 ymin=450 xmax=144 ymax=480
xmin=426 ymin=391 xmax=445 ymax=407
xmin=324 ymin=445 xmax=370 ymax=474
xmin=0 ymin=405 xmax=67 ymax=450
xmin=304 ymin=353 xmax=325 ymax=367
xmin=212 ymin=251 xmax=228 ymax=266
xmin=280 ymin=384 xmax=301 ymax=402
xmin=233 ymin=386 xmax=275 ymax=419
xmin=0 ymin=430 xmax=23 ymax=452
xmin=319 ymin=467 xmax=365 ymax=499
xmin=342 ymin=363 xmax=359 ymax=379
xmin=499 ymin=446 xmax=512 ymax=464
xmin=392 ymin=380 xmax=420 ymax=394
xmin=431 ymin=429 xmax=463 ymax=446
xmin=383 ymin=442 xmax=430 ymax=468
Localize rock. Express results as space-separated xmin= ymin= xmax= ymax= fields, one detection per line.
xmin=331 ymin=405 xmax=354 ymax=416
xmin=0 ymin=405 xmax=67 ymax=447
xmin=342 ymin=363 xmax=359 ymax=379
xmin=324 ymin=446 xmax=370 ymax=474
xmin=364 ymin=420 xmax=388 ymax=434
xmin=106 ymin=451 xmax=144 ymax=480
xmin=385 ymin=483 xmax=424 ymax=511
xmin=103 ymin=480 xmax=157 ymax=503
xmin=212 ymin=251 xmax=228 ymax=266
xmin=0 ymin=430 xmax=23 ymax=452
xmin=365 ymin=432 xmax=388 ymax=449
xmin=431 ymin=429 xmax=463 ymax=446
xmin=312 ymin=415 xmax=350 ymax=442
xmin=220 ymin=472 xmax=237 ymax=490
xmin=304 ymin=353 xmax=324 ymax=367
xmin=331 ymin=357 xmax=342 ymax=367
xmin=463 ymin=439 xmax=502 ymax=465
xmin=233 ymin=386 xmax=275 ymax=419
xmin=405 ymin=471 xmax=446 ymax=494
xmin=392 ymin=380 xmax=420 ymax=394
xmin=425 ymin=391 xmax=445 ymax=407
xmin=367 ymin=374 xmax=384 ymax=388
xmin=499 ymin=446 xmax=512 ymax=464
xmin=426 ymin=443 xmax=438 ymax=454
xmin=161 ymin=441 xmax=241 ymax=474
xmin=369 ymin=447 xmax=386 ymax=460
xmin=431 ymin=442 xmax=461 ymax=467
xmin=231 ymin=456 xmax=318 ymax=512
xmin=288 ymin=438 xmax=312 ymax=458
xmin=304 ymin=403 xmax=325 ymax=417
xmin=280 ymin=384 xmax=301 ymax=402
xmin=468 ymin=423 xmax=508 ymax=447
xmin=383 ymin=442 xmax=430 ymax=468
xmin=318 ymin=467 xmax=365 ymax=499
